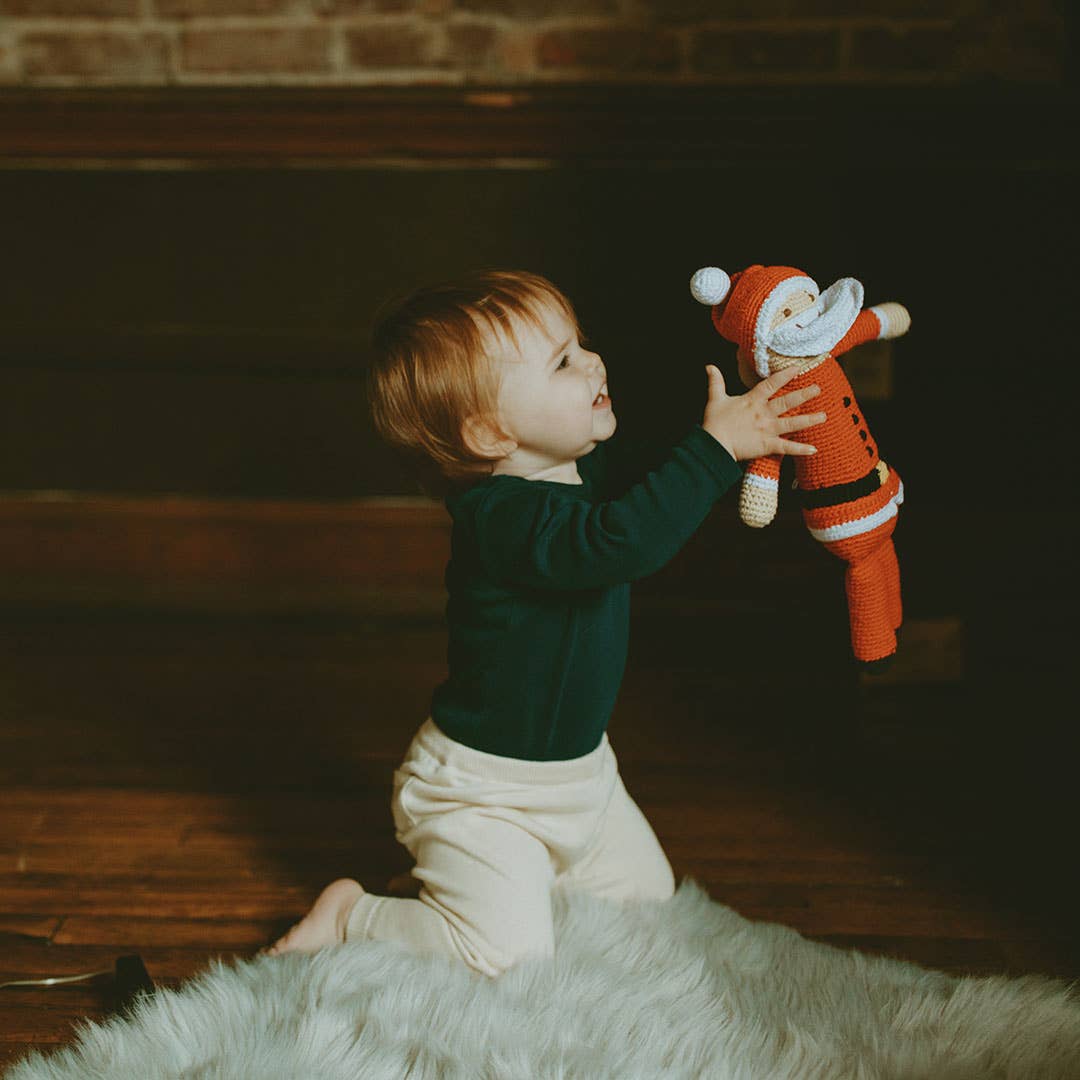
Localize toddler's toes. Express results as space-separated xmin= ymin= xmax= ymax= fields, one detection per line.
xmin=264 ymin=925 xmax=303 ymax=957
xmin=264 ymin=878 xmax=365 ymax=956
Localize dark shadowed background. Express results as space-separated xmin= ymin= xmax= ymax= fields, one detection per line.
xmin=0 ymin=7 xmax=1078 ymax=1058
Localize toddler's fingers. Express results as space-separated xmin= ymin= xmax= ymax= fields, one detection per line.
xmin=792 ymin=410 xmax=826 ymax=431
xmin=759 ymin=364 xmax=803 ymax=396
xmin=771 ymin=384 xmax=820 ymax=415
xmin=705 ymin=364 xmax=726 ymax=395
xmin=775 ymin=411 xmax=826 ymax=435
xmin=776 ymin=438 xmax=818 ymax=456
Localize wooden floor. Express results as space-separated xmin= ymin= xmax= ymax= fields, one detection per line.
xmin=1 ymin=608 xmax=1077 ymax=1071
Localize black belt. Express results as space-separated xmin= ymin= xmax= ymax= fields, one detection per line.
xmin=795 ymin=464 xmax=884 ymax=510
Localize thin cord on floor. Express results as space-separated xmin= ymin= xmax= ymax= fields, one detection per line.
xmin=1 ymin=969 xmax=112 ymax=988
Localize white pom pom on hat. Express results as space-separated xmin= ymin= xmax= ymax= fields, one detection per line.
xmin=690 ymin=267 xmax=731 ymax=306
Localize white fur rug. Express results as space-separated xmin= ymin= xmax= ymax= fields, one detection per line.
xmin=8 ymin=879 xmax=1080 ymax=1080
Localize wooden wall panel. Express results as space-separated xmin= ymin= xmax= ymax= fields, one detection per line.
xmin=1 ymin=156 xmax=1073 ymax=502
xmin=1 ymin=87 xmax=1069 ymax=166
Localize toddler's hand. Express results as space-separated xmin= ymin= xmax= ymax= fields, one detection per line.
xmin=702 ymin=364 xmax=825 ymax=463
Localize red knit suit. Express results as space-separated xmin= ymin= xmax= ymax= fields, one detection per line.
xmin=742 ymin=308 xmax=904 ymax=663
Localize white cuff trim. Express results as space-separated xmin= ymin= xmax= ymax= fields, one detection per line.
xmin=743 ymin=472 xmax=780 ymax=492
xmin=807 ymin=483 xmax=903 ymax=542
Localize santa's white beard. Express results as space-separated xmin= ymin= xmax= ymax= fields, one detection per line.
xmin=766 ymin=277 xmax=864 ymax=357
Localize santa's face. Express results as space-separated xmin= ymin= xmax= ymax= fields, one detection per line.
xmin=769 ymin=288 xmax=818 ymax=331
xmin=753 ymin=277 xmax=864 ymax=378
xmin=738 ymin=287 xmax=819 ymax=386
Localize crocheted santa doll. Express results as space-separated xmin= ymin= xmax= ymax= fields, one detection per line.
xmin=690 ymin=264 xmax=911 ymax=667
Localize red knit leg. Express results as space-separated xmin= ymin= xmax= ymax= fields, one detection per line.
xmin=880 ymin=537 xmax=902 ymax=632
xmin=844 ymin=551 xmax=898 ymax=663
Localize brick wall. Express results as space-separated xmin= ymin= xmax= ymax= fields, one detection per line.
xmin=0 ymin=0 xmax=1066 ymax=87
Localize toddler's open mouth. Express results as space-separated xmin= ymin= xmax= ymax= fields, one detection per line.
xmin=592 ymin=383 xmax=610 ymax=409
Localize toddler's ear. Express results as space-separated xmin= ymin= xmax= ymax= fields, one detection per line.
xmin=462 ymin=414 xmax=516 ymax=461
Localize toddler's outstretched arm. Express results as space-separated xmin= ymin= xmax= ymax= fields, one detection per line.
xmin=471 ymin=368 xmax=823 ymax=593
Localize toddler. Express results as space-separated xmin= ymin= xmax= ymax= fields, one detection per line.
xmin=266 ymin=269 xmax=824 ymax=978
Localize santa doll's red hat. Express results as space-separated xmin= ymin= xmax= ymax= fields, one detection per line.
xmin=690 ymin=263 xmax=819 ymax=378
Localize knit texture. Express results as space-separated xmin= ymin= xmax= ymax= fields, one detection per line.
xmin=698 ymin=264 xmax=908 ymax=665
xmin=758 ymin=309 xmax=903 ymax=663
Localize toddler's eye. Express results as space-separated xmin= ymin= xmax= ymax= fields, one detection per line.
xmin=557 ymin=355 xmax=569 ymax=370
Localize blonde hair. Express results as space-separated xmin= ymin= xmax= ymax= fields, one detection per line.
xmin=367 ymin=269 xmax=582 ymax=498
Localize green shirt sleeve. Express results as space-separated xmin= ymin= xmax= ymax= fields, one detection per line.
xmin=577 ymin=425 xmax=682 ymax=500
xmin=472 ymin=424 xmax=743 ymax=591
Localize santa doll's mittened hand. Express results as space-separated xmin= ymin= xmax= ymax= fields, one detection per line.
xmin=874 ymin=302 xmax=911 ymax=338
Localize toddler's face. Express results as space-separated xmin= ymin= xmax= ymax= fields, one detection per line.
xmin=486 ymin=300 xmax=616 ymax=478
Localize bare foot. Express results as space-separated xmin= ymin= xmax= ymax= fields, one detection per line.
xmin=264 ymin=878 xmax=364 ymax=956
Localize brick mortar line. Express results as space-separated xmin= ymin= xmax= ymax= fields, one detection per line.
xmin=4 ymin=16 xmax=986 ymax=32
xmin=0 ymin=158 xmax=575 ymax=170
xmin=13 ymin=70 xmax=987 ymax=85
xmin=157 ymin=71 xmax=471 ymax=84
xmin=690 ymin=17 xmax=964 ymax=32
xmin=327 ymin=16 xmax=346 ymax=74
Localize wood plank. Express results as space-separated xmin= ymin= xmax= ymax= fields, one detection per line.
xmin=0 ymin=490 xmax=829 ymax=614
xmin=52 ymin=916 xmax=280 ymax=949
xmin=800 ymin=933 xmax=1080 ymax=983
xmin=0 ymin=86 xmax=1069 ymax=165
xmin=808 ymin=935 xmax=1013 ymax=977
xmin=0 ymin=874 xmax=1057 ymax=943
xmin=684 ymin=881 xmax=1060 ymax=941
xmin=0 ymin=915 xmax=61 ymax=941
xmin=0 ymin=492 xmax=450 ymax=595
xmin=0 ymin=610 xmax=1076 ymax=1063
xmin=1 ymin=1044 xmax=48 ymax=1072
xmin=5 ymin=840 xmax=949 ymax=889
xmin=0 ymin=941 xmax=246 ymax=1040
xmin=2 ymin=850 xmax=392 ymax=879
xmin=0 ymin=997 xmax=110 ymax=1047
xmin=996 ymin=939 xmax=1080 ymax=983
xmin=0 ymin=877 xmax=320 ymax=920
xmin=0 ymin=791 xmax=409 ymax=849
xmin=859 ymin=616 xmax=965 ymax=686
xmin=0 ymin=939 xmax=248 ymax=986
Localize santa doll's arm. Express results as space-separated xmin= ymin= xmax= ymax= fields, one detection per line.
xmin=832 ymin=303 xmax=911 ymax=358
xmin=739 ymin=454 xmax=782 ymax=528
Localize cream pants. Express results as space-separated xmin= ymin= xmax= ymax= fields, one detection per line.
xmin=346 ymin=716 xmax=676 ymax=978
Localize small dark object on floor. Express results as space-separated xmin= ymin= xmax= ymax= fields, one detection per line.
xmin=110 ymin=955 xmax=156 ymax=1017
xmin=0 ymin=956 xmax=155 ymax=1019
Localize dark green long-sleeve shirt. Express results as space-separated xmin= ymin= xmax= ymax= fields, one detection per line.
xmin=429 ymin=423 xmax=743 ymax=761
